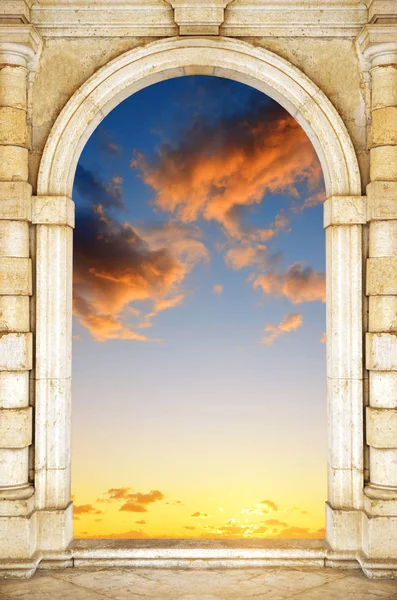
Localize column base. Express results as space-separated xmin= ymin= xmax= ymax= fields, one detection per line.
xmin=358 ymin=555 xmax=397 ymax=579
xmin=0 ymin=555 xmax=40 ymax=580
xmin=362 ymin=512 xmax=397 ymax=558
xmin=326 ymin=502 xmax=362 ymax=551
xmin=36 ymin=503 xmax=73 ymax=553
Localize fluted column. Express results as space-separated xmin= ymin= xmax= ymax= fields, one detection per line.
xmin=0 ymin=25 xmax=41 ymax=562
xmin=357 ymin=24 xmax=397 ymax=559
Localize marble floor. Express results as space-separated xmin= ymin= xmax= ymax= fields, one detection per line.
xmin=1 ymin=567 xmax=397 ymax=599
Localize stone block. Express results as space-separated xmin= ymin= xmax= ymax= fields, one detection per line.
xmin=0 ymin=296 xmax=29 ymax=333
xmin=367 ymin=181 xmax=397 ymax=221
xmin=0 ymin=181 xmax=31 ymax=221
xmin=371 ymin=107 xmax=397 ymax=147
xmin=371 ymin=146 xmax=397 ymax=181
xmin=0 ymin=258 xmax=31 ymax=296
xmin=36 ymin=504 xmax=73 ymax=552
xmin=0 ymin=221 xmax=29 ymax=258
xmin=0 ymin=447 xmax=28 ymax=487
xmin=370 ymin=372 xmax=397 ymax=408
xmin=367 ymin=257 xmax=397 ymax=295
xmin=326 ymin=503 xmax=362 ymax=551
xmin=32 ymin=196 xmax=75 ymax=228
xmin=362 ymin=513 xmax=397 ymax=558
xmin=0 ymin=106 xmax=28 ymax=147
xmin=370 ymin=447 xmax=397 ymax=487
xmin=367 ymin=406 xmax=397 ymax=448
xmin=0 ymin=332 xmax=32 ymax=371
xmin=369 ymin=221 xmax=397 ymax=257
xmin=0 ymin=407 xmax=32 ymax=448
xmin=371 ymin=65 xmax=397 ymax=110
xmin=323 ymin=195 xmax=366 ymax=227
xmin=369 ymin=296 xmax=397 ymax=332
xmin=0 ymin=512 xmax=36 ymax=559
xmin=0 ymin=66 xmax=27 ymax=110
xmin=367 ymin=332 xmax=397 ymax=371
xmin=0 ymin=146 xmax=28 ymax=182
xmin=0 ymin=372 xmax=29 ymax=409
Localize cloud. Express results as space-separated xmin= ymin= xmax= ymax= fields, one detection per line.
xmin=93 ymin=530 xmax=150 ymax=539
xmin=120 ymin=490 xmax=164 ymax=513
xmin=74 ymin=504 xmax=103 ymax=515
xmin=131 ymin=103 xmax=323 ymax=240
xmin=260 ymin=500 xmax=278 ymax=512
xmin=135 ymin=520 xmax=146 ymax=525
xmin=291 ymin=189 xmax=326 ymax=213
xmin=74 ymin=201 xmax=208 ymax=341
xmin=253 ymin=263 xmax=325 ymax=305
xmin=97 ymin=131 xmax=122 ymax=157
xmin=261 ymin=313 xmax=303 ymax=346
xmin=74 ymin=164 xmax=125 ymax=211
xmin=213 ymin=283 xmax=223 ymax=295
xmin=184 ymin=526 xmax=196 ymax=530
xmin=190 ymin=512 xmax=210 ymax=518
xmin=320 ymin=332 xmax=327 ymax=343
xmin=98 ymin=487 xmax=133 ymax=502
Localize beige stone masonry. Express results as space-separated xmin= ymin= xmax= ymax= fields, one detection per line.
xmin=0 ymin=182 xmax=32 ymax=221
xmin=369 ymin=296 xmax=397 ymax=331
xmin=367 ymin=407 xmax=397 ymax=448
xmin=0 ymin=258 xmax=31 ymax=296
xmin=371 ymin=65 xmax=397 ymax=109
xmin=0 ymin=296 xmax=29 ymax=332
xmin=32 ymin=196 xmax=75 ymax=228
xmin=0 ymin=147 xmax=28 ymax=182
xmin=367 ymin=181 xmax=397 ymax=220
xmin=367 ymin=332 xmax=397 ymax=371
xmin=0 ymin=221 xmax=29 ymax=258
xmin=0 ymin=332 xmax=32 ymax=371
xmin=370 ymin=146 xmax=397 ymax=180
xmin=0 ymin=407 xmax=32 ymax=448
xmin=367 ymin=257 xmax=397 ymax=295
xmin=370 ymin=372 xmax=397 ymax=408
xmin=371 ymin=106 xmax=397 ymax=146
xmin=323 ymin=195 xmax=366 ymax=227
xmin=0 ymin=65 xmax=27 ymax=110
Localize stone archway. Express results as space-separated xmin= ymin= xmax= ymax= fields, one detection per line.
xmin=33 ymin=35 xmax=365 ymax=561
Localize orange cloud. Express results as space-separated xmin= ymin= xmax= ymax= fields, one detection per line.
xmin=261 ymin=313 xmax=303 ymax=346
xmin=191 ymin=512 xmax=210 ymax=518
xmin=131 ymin=104 xmax=323 ymax=240
xmin=119 ymin=490 xmax=164 ymax=513
xmin=320 ymin=332 xmax=327 ymax=343
xmin=74 ymin=195 xmax=209 ymax=341
xmin=213 ymin=284 xmax=223 ymax=294
xmin=260 ymin=500 xmax=278 ymax=513
xmin=253 ymin=263 xmax=325 ymax=304
xmin=74 ymin=504 xmax=103 ymax=515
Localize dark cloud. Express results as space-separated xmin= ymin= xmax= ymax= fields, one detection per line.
xmin=74 ymin=164 xmax=125 ymax=211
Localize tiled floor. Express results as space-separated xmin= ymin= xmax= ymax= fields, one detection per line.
xmin=1 ymin=567 xmax=397 ymax=599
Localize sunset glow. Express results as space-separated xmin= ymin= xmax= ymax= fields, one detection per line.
xmin=72 ymin=76 xmax=326 ymax=539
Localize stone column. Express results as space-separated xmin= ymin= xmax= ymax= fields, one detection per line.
xmin=358 ymin=25 xmax=397 ymax=560
xmin=323 ymin=195 xmax=366 ymax=552
xmin=0 ymin=25 xmax=41 ymax=563
xmin=32 ymin=195 xmax=74 ymax=553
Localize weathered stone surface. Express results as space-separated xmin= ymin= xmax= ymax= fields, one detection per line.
xmin=367 ymin=407 xmax=397 ymax=448
xmin=367 ymin=257 xmax=397 ymax=295
xmin=367 ymin=181 xmax=397 ymax=221
xmin=0 ymin=407 xmax=32 ymax=448
xmin=0 ymin=146 xmax=28 ymax=182
xmin=0 ymin=106 xmax=28 ymax=147
xmin=0 ymin=258 xmax=31 ymax=296
xmin=0 ymin=182 xmax=31 ymax=221
xmin=371 ymin=107 xmax=397 ymax=147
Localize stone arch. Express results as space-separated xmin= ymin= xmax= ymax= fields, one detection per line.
xmin=33 ymin=35 xmax=366 ymax=564
xmin=37 ymin=36 xmax=362 ymax=198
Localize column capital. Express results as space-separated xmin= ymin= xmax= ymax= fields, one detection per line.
xmin=32 ymin=196 xmax=75 ymax=228
xmin=323 ymin=195 xmax=367 ymax=228
xmin=356 ymin=24 xmax=397 ymax=69
xmin=0 ymin=24 xmax=42 ymax=70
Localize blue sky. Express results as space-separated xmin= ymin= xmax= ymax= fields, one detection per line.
xmin=71 ymin=76 xmax=327 ymax=539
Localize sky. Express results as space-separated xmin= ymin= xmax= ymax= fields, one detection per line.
xmin=71 ymin=75 xmax=327 ymax=540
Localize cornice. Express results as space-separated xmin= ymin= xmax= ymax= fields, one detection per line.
xmin=30 ymin=0 xmax=368 ymax=39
